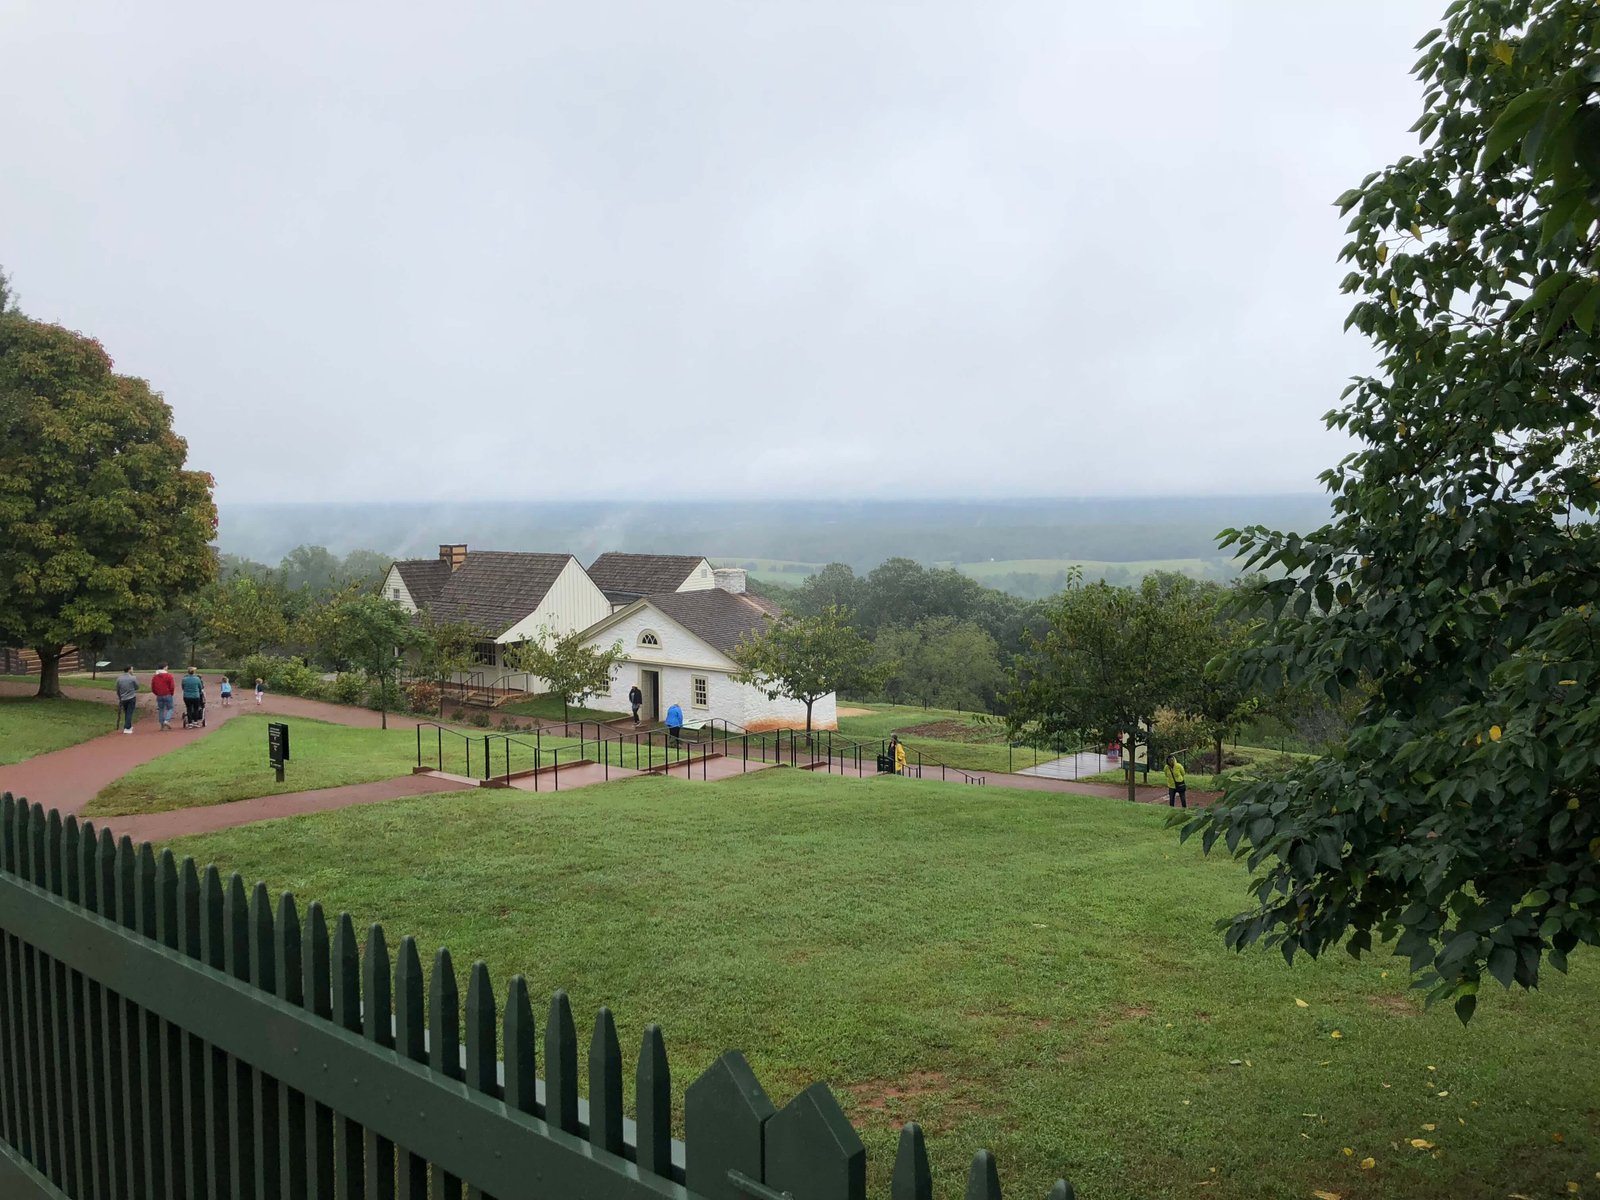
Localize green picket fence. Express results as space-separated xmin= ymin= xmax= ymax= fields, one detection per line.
xmin=0 ymin=792 xmax=1075 ymax=1200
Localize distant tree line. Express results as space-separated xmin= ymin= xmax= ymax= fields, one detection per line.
xmin=99 ymin=544 xmax=393 ymax=668
xmin=750 ymin=557 xmax=1348 ymax=765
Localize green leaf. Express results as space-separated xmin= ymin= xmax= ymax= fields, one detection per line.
xmin=1481 ymin=88 xmax=1551 ymax=169
xmin=1573 ymin=282 xmax=1600 ymax=335
xmin=1487 ymin=944 xmax=1516 ymax=988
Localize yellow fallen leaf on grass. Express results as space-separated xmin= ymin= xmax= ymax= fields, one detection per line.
xmin=1409 ymin=1138 xmax=1434 ymax=1150
xmin=1296 ymin=998 xmax=1309 ymax=1008
xmin=1359 ymin=1158 xmax=1375 ymax=1170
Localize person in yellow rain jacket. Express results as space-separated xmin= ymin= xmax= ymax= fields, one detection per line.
xmin=892 ymin=735 xmax=907 ymax=776
xmin=1165 ymin=755 xmax=1187 ymax=808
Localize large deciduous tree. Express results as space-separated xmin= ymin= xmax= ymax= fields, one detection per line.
xmin=0 ymin=314 xmax=216 ymax=697
xmin=732 ymin=606 xmax=877 ymax=735
xmin=204 ymin=576 xmax=292 ymax=662
xmin=1185 ymin=0 xmax=1600 ymax=1018
xmin=1005 ymin=574 xmax=1213 ymax=801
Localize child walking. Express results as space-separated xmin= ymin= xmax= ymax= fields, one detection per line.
xmin=255 ymin=677 xmax=265 ymax=706
xmin=220 ymin=675 xmax=233 ymax=707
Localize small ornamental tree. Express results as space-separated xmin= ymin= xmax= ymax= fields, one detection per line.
xmin=315 ymin=590 xmax=420 ymax=729
xmin=0 ymin=313 xmax=217 ymax=696
xmin=416 ymin=613 xmax=481 ymax=717
xmin=1005 ymin=575 xmax=1213 ymax=801
xmin=502 ymin=628 xmax=628 ymax=724
xmin=731 ymin=606 xmax=877 ymax=735
xmin=1184 ymin=0 xmax=1600 ymax=1019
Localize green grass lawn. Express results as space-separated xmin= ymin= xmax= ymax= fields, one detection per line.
xmin=0 ymin=696 xmax=118 ymax=764
xmin=84 ymin=715 xmax=429 ymax=816
xmin=166 ymin=773 xmax=1598 ymax=1200
xmin=834 ymin=704 xmax=1080 ymax=775
xmin=495 ymin=694 xmax=628 ymax=722
xmin=2 ymin=673 xmax=118 ymax=691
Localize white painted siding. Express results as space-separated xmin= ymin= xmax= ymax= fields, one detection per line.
xmin=578 ymin=602 xmax=836 ymax=730
xmin=497 ymin=558 xmax=614 ymax=644
xmin=382 ymin=566 xmax=419 ymax=613
xmin=678 ymin=559 xmax=716 ymax=592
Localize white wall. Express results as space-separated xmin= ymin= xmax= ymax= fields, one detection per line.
xmin=382 ymin=565 xmax=420 ymax=613
xmin=578 ymin=602 xmax=836 ymax=730
xmin=678 ymin=559 xmax=716 ymax=592
xmin=499 ymin=557 xmax=614 ymax=645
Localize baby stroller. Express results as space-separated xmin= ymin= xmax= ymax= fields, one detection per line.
xmin=182 ymin=688 xmax=207 ymax=729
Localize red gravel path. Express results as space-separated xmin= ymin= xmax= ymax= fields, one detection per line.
xmin=0 ymin=680 xmax=426 ymax=821
xmin=96 ymin=774 xmax=473 ymax=845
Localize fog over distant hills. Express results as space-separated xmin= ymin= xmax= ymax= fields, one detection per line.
xmin=218 ymin=495 xmax=1331 ymax=575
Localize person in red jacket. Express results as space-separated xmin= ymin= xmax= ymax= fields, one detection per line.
xmin=150 ymin=664 xmax=177 ymax=731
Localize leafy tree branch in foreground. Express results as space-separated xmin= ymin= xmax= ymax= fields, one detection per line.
xmin=1185 ymin=0 xmax=1600 ymax=1019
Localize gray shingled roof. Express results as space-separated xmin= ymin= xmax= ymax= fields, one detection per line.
xmin=587 ymin=553 xmax=707 ymax=597
xmin=647 ymin=589 xmax=783 ymax=656
xmin=400 ymin=552 xmax=573 ymax=636
xmin=393 ymin=559 xmax=450 ymax=609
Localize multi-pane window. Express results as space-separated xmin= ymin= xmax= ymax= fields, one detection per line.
xmin=692 ymin=676 xmax=709 ymax=707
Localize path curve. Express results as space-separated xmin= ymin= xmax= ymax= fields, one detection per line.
xmin=0 ymin=681 xmax=419 ymax=819
xmin=96 ymin=774 xmax=474 ymax=846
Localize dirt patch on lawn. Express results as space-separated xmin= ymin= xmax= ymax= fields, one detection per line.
xmin=1368 ymin=992 xmax=1420 ymax=1016
xmin=842 ymin=1071 xmax=976 ymax=1132
xmin=899 ymin=720 xmax=1004 ymax=743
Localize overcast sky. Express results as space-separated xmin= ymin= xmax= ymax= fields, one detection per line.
xmin=2 ymin=2 xmax=1441 ymax=504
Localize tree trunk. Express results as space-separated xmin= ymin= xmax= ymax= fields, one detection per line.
xmin=35 ymin=646 xmax=63 ymax=699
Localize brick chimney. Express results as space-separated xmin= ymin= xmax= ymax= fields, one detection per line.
xmin=439 ymin=544 xmax=467 ymax=571
xmin=713 ymin=567 xmax=747 ymax=594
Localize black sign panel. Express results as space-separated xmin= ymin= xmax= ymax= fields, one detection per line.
xmin=268 ymin=722 xmax=290 ymax=766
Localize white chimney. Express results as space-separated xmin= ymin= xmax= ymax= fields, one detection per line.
xmin=713 ymin=567 xmax=747 ymax=594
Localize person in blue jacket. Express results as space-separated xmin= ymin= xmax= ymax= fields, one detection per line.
xmin=665 ymin=702 xmax=684 ymax=743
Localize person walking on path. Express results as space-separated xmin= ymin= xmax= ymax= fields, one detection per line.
xmin=665 ymin=702 xmax=684 ymax=744
xmin=219 ymin=675 xmax=233 ymax=707
xmin=891 ymin=735 xmax=907 ymax=776
xmin=150 ymin=664 xmax=176 ymax=730
xmin=1165 ymin=754 xmax=1188 ymax=808
xmin=114 ymin=666 xmax=139 ymax=733
xmin=628 ymin=684 xmax=643 ymax=725
xmin=180 ymin=668 xmax=205 ymax=727
xmin=255 ymin=677 xmax=265 ymax=706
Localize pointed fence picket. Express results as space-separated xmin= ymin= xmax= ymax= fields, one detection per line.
xmin=0 ymin=791 xmax=1075 ymax=1200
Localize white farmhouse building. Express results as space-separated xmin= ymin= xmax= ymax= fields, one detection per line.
xmin=579 ymin=578 xmax=838 ymax=732
xmin=380 ymin=544 xmax=612 ymax=684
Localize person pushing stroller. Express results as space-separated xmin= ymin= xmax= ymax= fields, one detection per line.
xmin=180 ymin=668 xmax=207 ymax=729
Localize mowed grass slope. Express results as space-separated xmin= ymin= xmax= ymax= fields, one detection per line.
xmin=84 ymin=715 xmax=424 ymax=815
xmin=169 ymin=773 xmax=1598 ymax=1200
xmin=0 ymin=696 xmax=118 ymax=764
